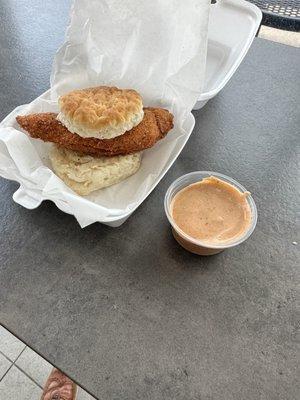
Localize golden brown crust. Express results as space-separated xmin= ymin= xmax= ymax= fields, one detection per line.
xmin=58 ymin=86 xmax=143 ymax=134
xmin=16 ymin=108 xmax=174 ymax=157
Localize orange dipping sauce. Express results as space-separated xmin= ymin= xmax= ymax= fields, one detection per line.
xmin=170 ymin=176 xmax=252 ymax=245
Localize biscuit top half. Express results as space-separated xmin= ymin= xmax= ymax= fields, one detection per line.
xmin=57 ymin=86 xmax=144 ymax=140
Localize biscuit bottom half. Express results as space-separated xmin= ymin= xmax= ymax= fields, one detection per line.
xmin=50 ymin=145 xmax=141 ymax=196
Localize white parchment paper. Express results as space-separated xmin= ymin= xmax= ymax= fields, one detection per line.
xmin=0 ymin=0 xmax=210 ymax=227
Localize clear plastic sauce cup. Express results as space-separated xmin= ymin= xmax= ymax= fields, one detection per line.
xmin=164 ymin=171 xmax=258 ymax=256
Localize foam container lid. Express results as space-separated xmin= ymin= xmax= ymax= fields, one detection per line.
xmin=194 ymin=0 xmax=262 ymax=110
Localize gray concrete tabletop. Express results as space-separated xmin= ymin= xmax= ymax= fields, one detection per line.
xmin=0 ymin=1 xmax=299 ymax=399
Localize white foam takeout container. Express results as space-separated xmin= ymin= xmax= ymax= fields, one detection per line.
xmin=0 ymin=0 xmax=261 ymax=228
xmin=0 ymin=0 xmax=210 ymax=228
xmin=194 ymin=0 xmax=262 ymax=110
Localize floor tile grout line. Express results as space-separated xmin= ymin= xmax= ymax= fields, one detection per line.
xmin=13 ymin=363 xmax=44 ymax=390
xmin=0 ymin=352 xmax=95 ymax=399
xmin=0 ymin=342 xmax=27 ymax=364
xmin=0 ymin=362 xmax=14 ymax=382
xmin=13 ymin=345 xmax=27 ymax=364
xmin=0 ymin=345 xmax=44 ymax=389
xmin=0 ymin=349 xmax=14 ymax=364
xmin=1 ymin=326 xmax=97 ymax=398
xmin=1 ymin=346 xmax=44 ymax=390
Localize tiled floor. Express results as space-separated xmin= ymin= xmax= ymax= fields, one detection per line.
xmin=258 ymin=26 xmax=300 ymax=48
xmin=0 ymin=325 xmax=96 ymax=400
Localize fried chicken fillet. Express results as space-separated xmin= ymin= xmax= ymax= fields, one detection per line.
xmin=16 ymin=108 xmax=173 ymax=157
